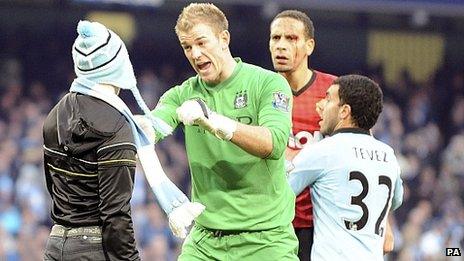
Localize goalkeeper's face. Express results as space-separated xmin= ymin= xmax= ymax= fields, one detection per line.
xmin=178 ymin=23 xmax=230 ymax=85
xmin=269 ymin=17 xmax=314 ymax=73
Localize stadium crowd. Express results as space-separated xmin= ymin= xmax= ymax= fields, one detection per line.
xmin=0 ymin=34 xmax=463 ymax=261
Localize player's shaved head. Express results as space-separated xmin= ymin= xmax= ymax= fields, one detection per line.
xmin=175 ymin=3 xmax=229 ymax=36
xmin=334 ymin=75 xmax=383 ymax=130
xmin=271 ymin=10 xmax=314 ymax=39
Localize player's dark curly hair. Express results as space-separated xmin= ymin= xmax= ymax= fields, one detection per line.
xmin=334 ymin=75 xmax=383 ymax=130
xmin=272 ymin=10 xmax=314 ymax=39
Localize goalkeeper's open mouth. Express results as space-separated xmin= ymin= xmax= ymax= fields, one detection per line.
xmin=197 ymin=61 xmax=212 ymax=72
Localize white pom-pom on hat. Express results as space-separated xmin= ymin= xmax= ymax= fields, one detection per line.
xmin=76 ymin=20 xmax=106 ymax=38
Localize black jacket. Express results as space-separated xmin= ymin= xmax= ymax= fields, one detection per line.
xmin=43 ymin=92 xmax=140 ymax=260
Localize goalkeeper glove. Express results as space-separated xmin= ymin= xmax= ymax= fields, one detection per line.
xmin=176 ymin=99 xmax=237 ymax=140
xmin=168 ymin=202 xmax=205 ymax=238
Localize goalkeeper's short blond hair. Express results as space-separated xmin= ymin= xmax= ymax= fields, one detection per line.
xmin=175 ymin=3 xmax=229 ymax=36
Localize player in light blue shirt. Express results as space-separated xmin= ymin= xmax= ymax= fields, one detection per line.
xmin=288 ymin=75 xmax=403 ymax=261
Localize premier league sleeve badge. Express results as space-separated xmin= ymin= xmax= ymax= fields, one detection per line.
xmin=272 ymin=91 xmax=290 ymax=112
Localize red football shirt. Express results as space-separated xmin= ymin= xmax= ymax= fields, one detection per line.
xmin=288 ymin=70 xmax=336 ymax=228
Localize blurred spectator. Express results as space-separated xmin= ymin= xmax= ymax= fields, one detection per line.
xmin=142 ymin=235 xmax=171 ymax=261
xmin=442 ymin=133 xmax=464 ymax=177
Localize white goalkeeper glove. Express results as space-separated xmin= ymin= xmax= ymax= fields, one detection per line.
xmin=176 ymin=99 xmax=237 ymax=140
xmin=168 ymin=202 xmax=206 ymax=238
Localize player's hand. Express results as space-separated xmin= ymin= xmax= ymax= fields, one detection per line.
xmin=134 ymin=115 xmax=156 ymax=142
xmin=285 ymin=148 xmax=300 ymax=161
xmin=176 ymin=99 xmax=237 ymax=140
xmin=168 ymin=202 xmax=206 ymax=238
xmin=285 ymin=159 xmax=295 ymax=174
xmin=176 ymin=100 xmax=206 ymax=126
xmin=383 ymin=219 xmax=394 ymax=254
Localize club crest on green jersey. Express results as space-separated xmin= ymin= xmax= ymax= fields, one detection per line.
xmin=234 ymin=90 xmax=248 ymax=109
xmin=272 ymin=91 xmax=290 ymax=112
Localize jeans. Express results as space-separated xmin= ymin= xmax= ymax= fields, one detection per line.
xmin=43 ymin=234 xmax=106 ymax=261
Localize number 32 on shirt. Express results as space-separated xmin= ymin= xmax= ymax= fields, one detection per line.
xmin=344 ymin=171 xmax=392 ymax=237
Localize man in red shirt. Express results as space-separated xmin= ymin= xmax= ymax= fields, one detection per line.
xmin=269 ymin=10 xmax=336 ymax=260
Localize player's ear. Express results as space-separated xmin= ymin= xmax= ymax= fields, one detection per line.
xmin=219 ymin=30 xmax=230 ymax=50
xmin=339 ymin=104 xmax=351 ymax=120
xmin=306 ymin=38 xmax=315 ymax=56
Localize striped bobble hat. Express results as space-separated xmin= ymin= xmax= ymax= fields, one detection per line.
xmin=72 ymin=20 xmax=154 ymax=117
xmin=72 ymin=20 xmax=137 ymax=91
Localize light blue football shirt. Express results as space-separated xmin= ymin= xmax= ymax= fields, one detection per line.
xmin=288 ymin=128 xmax=403 ymax=261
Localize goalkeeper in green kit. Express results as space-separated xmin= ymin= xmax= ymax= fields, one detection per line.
xmin=137 ymin=3 xmax=298 ymax=260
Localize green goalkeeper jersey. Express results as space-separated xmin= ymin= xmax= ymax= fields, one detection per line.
xmin=152 ymin=58 xmax=295 ymax=230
